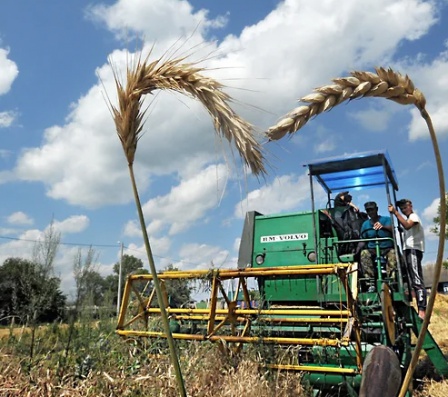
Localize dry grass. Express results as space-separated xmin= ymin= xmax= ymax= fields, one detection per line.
xmin=1 ymin=295 xmax=447 ymax=396
xmin=427 ymin=294 xmax=448 ymax=350
xmin=0 ymin=338 xmax=308 ymax=397
xmin=266 ymin=67 xmax=426 ymax=140
xmin=110 ymin=51 xmax=266 ymax=175
xmin=413 ymin=294 xmax=448 ymax=396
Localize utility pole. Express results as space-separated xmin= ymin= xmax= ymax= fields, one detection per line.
xmin=116 ymin=241 xmax=124 ymax=316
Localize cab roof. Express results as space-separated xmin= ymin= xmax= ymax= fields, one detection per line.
xmin=305 ymin=150 xmax=398 ymax=193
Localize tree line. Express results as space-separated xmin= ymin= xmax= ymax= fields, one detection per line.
xmin=0 ymin=223 xmax=192 ymax=326
xmin=1 ymin=193 xmax=446 ymax=326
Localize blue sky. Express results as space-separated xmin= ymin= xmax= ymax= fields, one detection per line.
xmin=1 ymin=0 xmax=447 ymax=298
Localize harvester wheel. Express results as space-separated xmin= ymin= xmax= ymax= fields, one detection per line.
xmin=380 ymin=282 xmax=396 ymax=345
xmin=359 ymin=345 xmax=401 ymax=397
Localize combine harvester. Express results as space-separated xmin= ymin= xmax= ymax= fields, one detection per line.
xmin=117 ymin=150 xmax=448 ymax=396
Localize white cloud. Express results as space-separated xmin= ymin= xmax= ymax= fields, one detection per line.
xmin=422 ymin=197 xmax=439 ymax=222
xmin=349 ymin=106 xmax=395 ymax=132
xmin=208 ymin=0 xmax=437 ymax=125
xmin=52 ymin=215 xmax=90 ymax=234
xmin=177 ymin=242 xmax=230 ymax=270
xmin=7 ymin=211 xmax=33 ymax=226
xmin=409 ymin=103 xmax=448 ymax=140
xmin=0 ymin=227 xmax=18 ymax=236
xmin=0 ymin=48 xmax=18 ymax=95
xmin=398 ymin=48 xmax=448 ymax=140
xmin=0 ymin=229 xmax=41 ymax=265
xmin=123 ymin=220 xmax=142 ymax=237
xmin=142 ymin=164 xmax=229 ymax=235
xmin=422 ymin=197 xmax=440 ymax=241
xmin=87 ymin=0 xmax=224 ymax=43
xmin=10 ymin=0 xmax=441 ymax=214
xmin=233 ymin=237 xmax=241 ymax=253
xmin=0 ymin=111 xmax=17 ymax=128
xmin=312 ymin=125 xmax=339 ymax=153
xmin=124 ymin=238 xmax=172 ymax=269
xmin=314 ymin=138 xmax=337 ymax=154
xmin=14 ymin=80 xmax=136 ymax=208
xmin=14 ymin=49 xmax=226 ymax=208
xmin=234 ymin=172 xmax=313 ymax=218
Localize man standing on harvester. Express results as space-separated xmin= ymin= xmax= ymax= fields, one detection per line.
xmin=389 ymin=199 xmax=427 ymax=320
xmin=357 ymin=201 xmax=397 ymax=292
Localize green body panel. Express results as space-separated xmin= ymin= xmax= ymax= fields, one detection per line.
xmin=251 ymin=211 xmax=346 ymax=303
xmin=303 ymin=373 xmax=362 ymax=390
xmin=252 ymin=211 xmax=317 ymax=267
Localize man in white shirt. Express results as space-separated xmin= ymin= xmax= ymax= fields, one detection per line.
xmin=389 ymin=199 xmax=427 ymax=319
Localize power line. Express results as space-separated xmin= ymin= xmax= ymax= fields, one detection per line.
xmin=0 ymin=235 xmax=120 ymax=248
xmin=124 ymin=245 xmax=207 ymax=267
xmin=0 ymin=234 xmax=207 ymax=267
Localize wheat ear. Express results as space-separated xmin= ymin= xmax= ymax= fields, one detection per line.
xmin=109 ymin=52 xmax=270 ymax=397
xmin=110 ymin=54 xmax=266 ymax=175
xmin=266 ymin=67 xmax=426 ymax=140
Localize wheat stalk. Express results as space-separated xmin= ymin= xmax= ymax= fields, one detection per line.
xmin=111 ymin=53 xmax=266 ymax=175
xmin=266 ymin=67 xmax=426 ymax=141
xmin=109 ymin=52 xmax=268 ymax=397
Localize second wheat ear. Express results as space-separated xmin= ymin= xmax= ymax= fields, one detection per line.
xmin=266 ymin=67 xmax=426 ymax=141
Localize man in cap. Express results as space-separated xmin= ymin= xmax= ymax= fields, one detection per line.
xmin=334 ymin=191 xmax=359 ymax=212
xmin=357 ymin=201 xmax=396 ymax=291
xmin=389 ymin=199 xmax=426 ymax=319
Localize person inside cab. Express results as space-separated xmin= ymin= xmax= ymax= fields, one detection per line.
xmin=332 ymin=191 xmax=367 ymax=257
xmin=356 ymin=201 xmax=397 ymax=291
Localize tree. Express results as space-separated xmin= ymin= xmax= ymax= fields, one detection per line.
xmin=162 ymin=264 xmax=193 ymax=308
xmin=430 ymin=192 xmax=448 ymax=269
xmin=73 ymin=247 xmax=104 ymax=307
xmin=79 ymin=270 xmax=107 ymax=306
xmin=0 ymin=257 xmax=66 ymax=324
xmin=109 ymin=260 xmax=192 ymax=309
xmin=430 ymin=192 xmax=448 ymax=239
xmin=29 ymin=220 xmax=64 ymax=322
xmin=32 ymin=220 xmax=61 ymax=272
xmin=107 ymin=255 xmax=148 ymax=305
xmin=113 ymin=254 xmax=145 ymax=276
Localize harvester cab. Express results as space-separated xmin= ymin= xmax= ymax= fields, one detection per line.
xmin=237 ymin=150 xmax=402 ymax=304
xmin=116 ymin=150 xmax=448 ymax=397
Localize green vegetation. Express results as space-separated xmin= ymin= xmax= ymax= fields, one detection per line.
xmin=1 ymin=296 xmax=448 ymax=396
xmin=430 ymin=192 xmax=448 ymax=240
xmin=0 ymin=257 xmax=66 ymax=324
xmin=0 ymin=316 xmax=307 ymax=396
xmin=0 ymin=252 xmax=192 ymax=327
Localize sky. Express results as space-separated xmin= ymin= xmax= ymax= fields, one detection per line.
xmin=1 ymin=0 xmax=448 ymax=299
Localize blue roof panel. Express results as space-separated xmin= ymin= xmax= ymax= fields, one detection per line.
xmin=305 ymin=150 xmax=398 ymax=193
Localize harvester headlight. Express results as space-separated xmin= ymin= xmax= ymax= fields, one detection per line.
xmin=307 ymin=251 xmax=316 ymax=262
xmin=255 ymin=253 xmax=265 ymax=265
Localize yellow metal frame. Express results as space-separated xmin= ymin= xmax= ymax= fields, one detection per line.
xmin=117 ymin=263 xmax=362 ymax=372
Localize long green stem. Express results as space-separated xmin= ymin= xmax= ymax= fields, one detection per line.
xmin=128 ymin=163 xmax=187 ymax=397
xmin=398 ymin=108 xmax=446 ymax=397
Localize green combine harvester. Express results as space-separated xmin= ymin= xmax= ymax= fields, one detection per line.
xmin=117 ymin=150 xmax=448 ymax=396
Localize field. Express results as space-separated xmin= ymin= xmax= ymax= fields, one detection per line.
xmin=0 ymin=296 xmax=447 ymax=397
